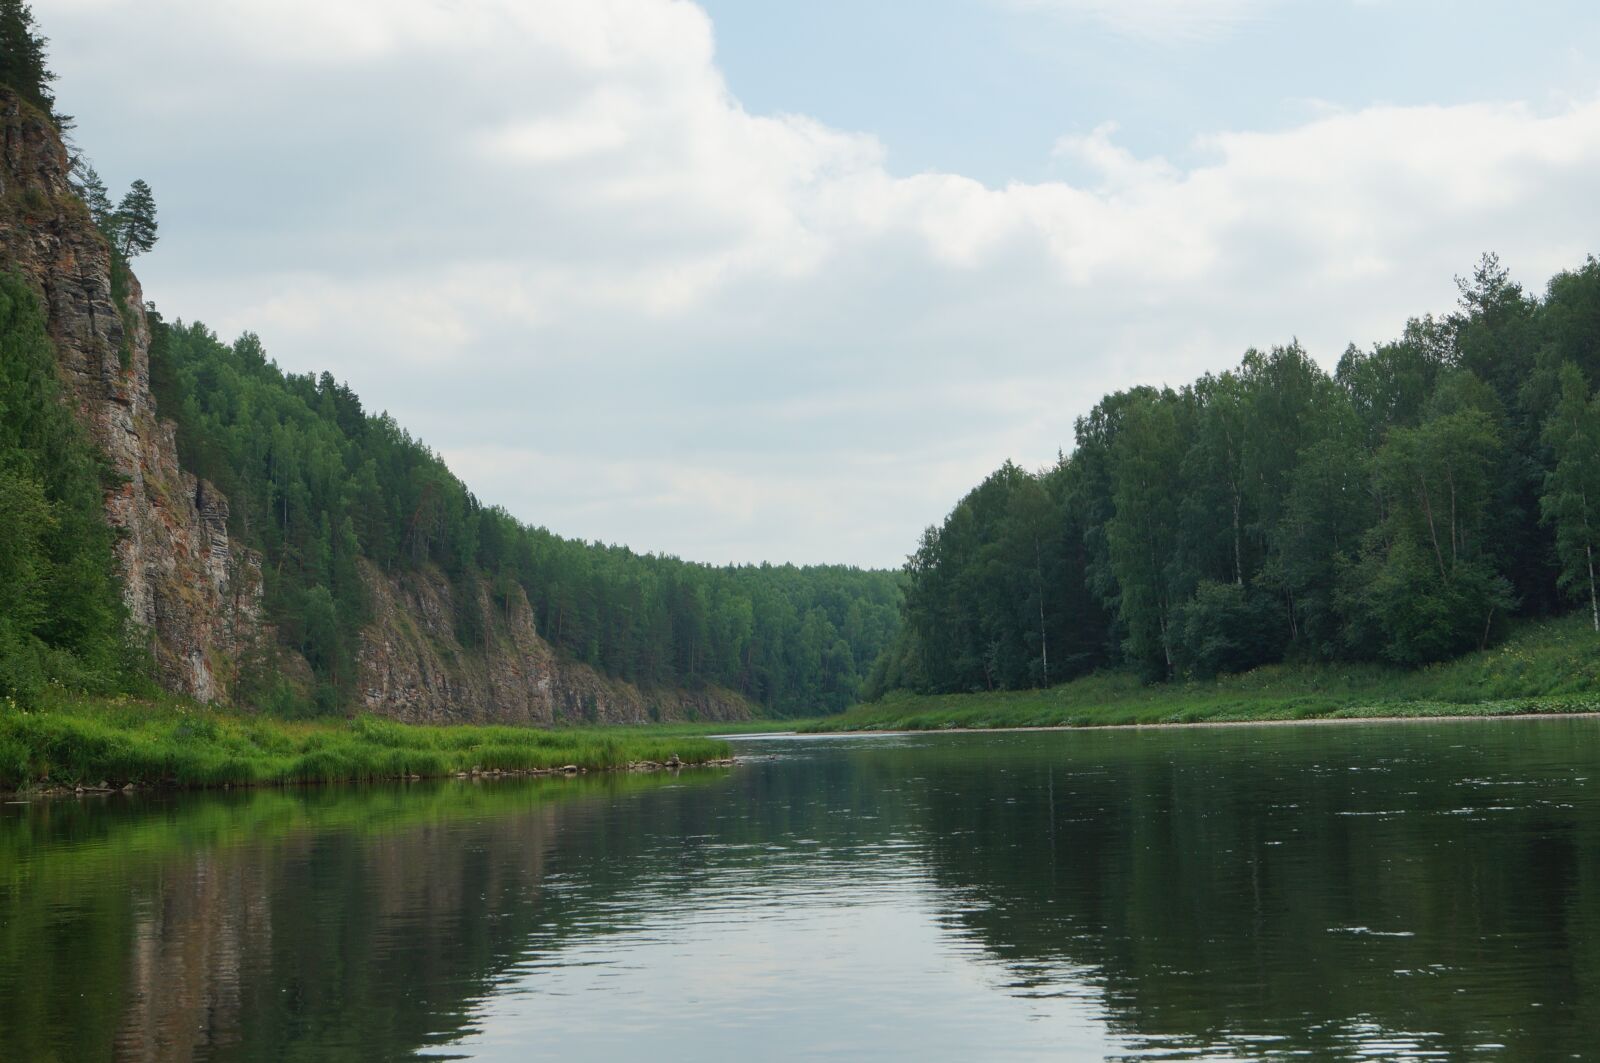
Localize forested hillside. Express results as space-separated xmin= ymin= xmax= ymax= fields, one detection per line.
xmin=0 ymin=0 xmax=901 ymax=719
xmin=872 ymin=255 xmax=1600 ymax=696
xmin=147 ymin=318 xmax=901 ymax=715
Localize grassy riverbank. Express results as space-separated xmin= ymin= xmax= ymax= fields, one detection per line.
xmin=809 ymin=615 xmax=1600 ymax=732
xmin=0 ymin=693 xmax=734 ymax=793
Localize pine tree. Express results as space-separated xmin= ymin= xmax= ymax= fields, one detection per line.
xmin=72 ymin=161 xmax=115 ymax=234
xmin=0 ymin=0 xmax=58 ymax=122
xmin=113 ymin=179 xmax=158 ymax=258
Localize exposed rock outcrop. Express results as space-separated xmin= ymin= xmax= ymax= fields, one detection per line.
xmin=0 ymin=89 xmax=262 ymax=700
xmin=356 ymin=561 xmax=753 ymax=725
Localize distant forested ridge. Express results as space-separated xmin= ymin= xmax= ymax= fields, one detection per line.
xmin=871 ymin=255 xmax=1600 ymax=697
xmin=146 ymin=318 xmax=902 ymax=715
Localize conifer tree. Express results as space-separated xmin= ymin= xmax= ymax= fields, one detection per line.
xmin=72 ymin=161 xmax=115 ymax=234
xmin=0 ymin=0 xmax=58 ymax=122
xmin=114 ymin=179 xmax=158 ymax=258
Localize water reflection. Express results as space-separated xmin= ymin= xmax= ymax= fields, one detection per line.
xmin=4 ymin=720 xmax=1600 ymax=1060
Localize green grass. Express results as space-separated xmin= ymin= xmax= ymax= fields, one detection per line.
xmin=807 ymin=613 xmax=1600 ymax=733
xmin=0 ymin=692 xmax=733 ymax=793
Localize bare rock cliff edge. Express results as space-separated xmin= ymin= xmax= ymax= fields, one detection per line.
xmin=357 ymin=561 xmax=753 ymax=725
xmin=0 ymin=90 xmax=262 ymax=700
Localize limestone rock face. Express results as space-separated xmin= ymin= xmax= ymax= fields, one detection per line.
xmin=0 ymin=90 xmax=263 ymax=700
xmin=356 ymin=561 xmax=753 ymax=725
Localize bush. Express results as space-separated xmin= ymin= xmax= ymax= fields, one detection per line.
xmin=1170 ymin=581 xmax=1286 ymax=680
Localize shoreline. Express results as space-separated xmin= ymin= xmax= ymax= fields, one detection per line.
xmin=2 ymin=755 xmax=739 ymax=801
xmin=805 ymin=708 xmax=1600 ymax=739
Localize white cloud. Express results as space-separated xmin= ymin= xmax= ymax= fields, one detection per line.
xmin=44 ymin=0 xmax=1600 ymax=566
xmin=1004 ymin=0 xmax=1276 ymax=43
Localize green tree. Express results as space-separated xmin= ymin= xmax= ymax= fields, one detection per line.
xmin=1540 ymin=363 xmax=1600 ymax=630
xmin=1345 ymin=373 xmax=1514 ymax=663
xmin=1169 ymin=580 xmax=1282 ymax=679
xmin=1106 ymin=391 xmax=1187 ymax=679
xmin=71 ymin=161 xmax=115 ymax=234
xmin=113 ymin=179 xmax=158 ymax=258
xmin=0 ymin=0 xmax=59 ymax=123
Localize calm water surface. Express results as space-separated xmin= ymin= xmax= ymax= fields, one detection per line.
xmin=5 ymin=720 xmax=1600 ymax=1060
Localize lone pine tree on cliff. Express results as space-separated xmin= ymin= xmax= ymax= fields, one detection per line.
xmin=114 ymin=178 xmax=158 ymax=258
xmin=69 ymin=162 xmax=158 ymax=256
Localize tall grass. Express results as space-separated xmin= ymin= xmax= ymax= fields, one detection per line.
xmin=0 ymin=693 xmax=731 ymax=792
xmin=809 ymin=613 xmax=1600 ymax=732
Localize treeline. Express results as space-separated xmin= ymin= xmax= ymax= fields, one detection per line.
xmin=0 ymin=275 xmax=134 ymax=702
xmin=872 ymin=255 xmax=1600 ymax=696
xmin=148 ymin=318 xmax=902 ymax=715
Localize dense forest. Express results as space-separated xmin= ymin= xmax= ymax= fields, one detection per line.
xmin=146 ymin=317 xmax=901 ymax=715
xmin=871 ymin=254 xmax=1600 ymax=697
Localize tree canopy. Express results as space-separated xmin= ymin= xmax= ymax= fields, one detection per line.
xmin=113 ymin=179 xmax=157 ymax=258
xmin=875 ymin=254 xmax=1600 ymax=696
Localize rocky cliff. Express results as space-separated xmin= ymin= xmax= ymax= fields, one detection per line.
xmin=357 ymin=561 xmax=752 ymax=725
xmin=1 ymin=88 xmax=752 ymax=724
xmin=0 ymin=89 xmax=262 ymax=701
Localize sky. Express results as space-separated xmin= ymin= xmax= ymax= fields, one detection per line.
xmin=41 ymin=0 xmax=1600 ymax=569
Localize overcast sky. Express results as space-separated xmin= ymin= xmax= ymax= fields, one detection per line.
xmin=43 ymin=0 xmax=1600 ymax=568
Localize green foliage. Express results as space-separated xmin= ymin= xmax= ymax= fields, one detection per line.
xmin=882 ymin=254 xmax=1600 ymax=696
xmin=1169 ymin=580 xmax=1284 ymax=680
xmin=110 ymin=178 xmax=157 ymax=258
xmin=146 ymin=317 xmax=902 ymax=716
xmin=70 ymin=161 xmax=115 ymax=236
xmin=0 ymin=0 xmax=62 ymax=126
xmin=898 ymin=459 xmax=1109 ymax=695
xmin=1342 ymin=371 xmax=1515 ymax=663
xmin=817 ymin=612 xmax=1600 ymax=732
xmin=0 ymin=693 xmax=733 ymax=791
xmin=1106 ymin=388 xmax=1187 ymax=678
xmin=0 ymin=274 xmax=133 ymax=703
xmin=1541 ymin=363 xmax=1600 ymax=631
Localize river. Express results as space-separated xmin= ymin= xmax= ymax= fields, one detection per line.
xmin=4 ymin=719 xmax=1599 ymax=1060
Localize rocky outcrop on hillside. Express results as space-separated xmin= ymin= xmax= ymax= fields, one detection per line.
xmin=1 ymin=87 xmax=750 ymax=724
xmin=0 ymin=89 xmax=262 ymax=700
xmin=356 ymin=561 xmax=753 ymax=725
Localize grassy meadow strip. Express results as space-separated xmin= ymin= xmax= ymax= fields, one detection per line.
xmin=0 ymin=694 xmax=733 ymax=793
xmin=809 ymin=614 xmax=1600 ymax=732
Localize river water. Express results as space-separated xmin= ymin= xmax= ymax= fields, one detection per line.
xmin=4 ymin=720 xmax=1600 ymax=1060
